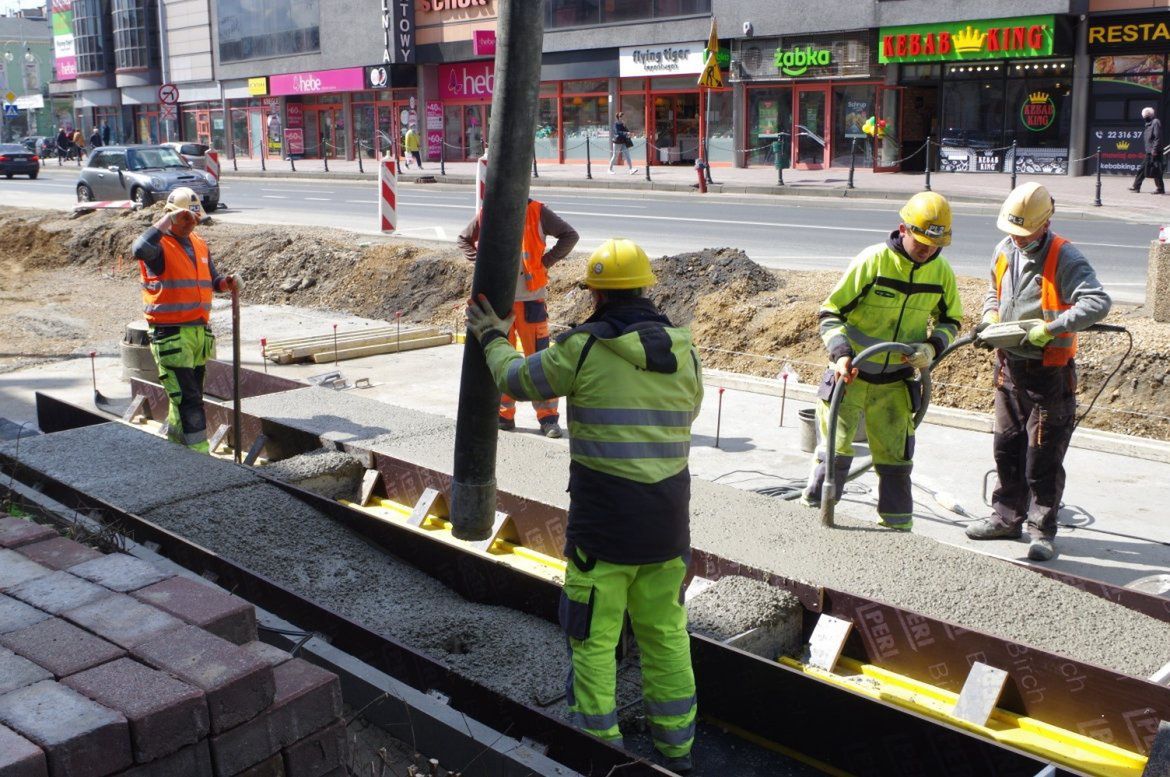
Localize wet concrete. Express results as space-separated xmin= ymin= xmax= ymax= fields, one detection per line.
xmin=688 ymin=576 xmax=803 ymax=661
xmin=262 ymin=448 xmax=365 ymax=502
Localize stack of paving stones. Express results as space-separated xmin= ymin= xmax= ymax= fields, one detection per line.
xmin=0 ymin=516 xmax=348 ymax=777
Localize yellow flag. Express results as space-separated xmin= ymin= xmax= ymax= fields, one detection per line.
xmin=697 ymin=51 xmax=723 ymax=89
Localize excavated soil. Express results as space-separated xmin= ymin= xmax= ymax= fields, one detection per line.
xmin=2 ymin=206 xmax=1167 ymax=439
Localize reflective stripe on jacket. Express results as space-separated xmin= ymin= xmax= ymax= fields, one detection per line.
xmin=818 ymin=233 xmax=963 ymax=380
xmin=140 ymin=233 xmax=214 ymax=324
xmin=995 ymin=235 xmax=1075 ymax=366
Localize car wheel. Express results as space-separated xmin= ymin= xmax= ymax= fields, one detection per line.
xmin=77 ymin=183 xmax=94 ymax=202
xmin=131 ymin=187 xmax=151 ymax=207
xmin=205 ymin=199 xmax=219 ymax=212
xmin=28 ymin=171 xmax=37 ymax=180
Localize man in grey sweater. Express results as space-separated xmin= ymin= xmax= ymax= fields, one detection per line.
xmin=965 ymin=182 xmax=1111 ymax=561
xmin=1129 ymin=106 xmax=1164 ymax=195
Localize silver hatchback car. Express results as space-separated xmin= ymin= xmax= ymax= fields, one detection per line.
xmin=76 ymin=145 xmax=219 ymax=210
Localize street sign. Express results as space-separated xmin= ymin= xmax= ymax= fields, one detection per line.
xmin=158 ymin=83 xmax=179 ymax=105
xmin=2 ymin=104 xmax=19 ymax=118
xmin=160 ymin=103 xmax=178 ymax=121
xmin=3 ymin=91 xmax=14 ymax=103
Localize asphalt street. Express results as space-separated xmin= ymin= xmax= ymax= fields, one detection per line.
xmin=1 ymin=167 xmax=1157 ymax=303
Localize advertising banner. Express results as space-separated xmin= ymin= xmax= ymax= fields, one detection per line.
xmin=439 ymin=61 xmax=494 ymax=100
xmin=1091 ymin=126 xmax=1148 ymax=176
xmin=51 ymin=0 xmax=76 ymax=81
xmin=425 ymin=100 xmax=442 ymax=158
xmin=619 ymin=43 xmax=706 ymax=77
xmin=284 ymin=128 xmax=304 ymax=156
xmin=879 ymin=16 xmax=1056 ymax=64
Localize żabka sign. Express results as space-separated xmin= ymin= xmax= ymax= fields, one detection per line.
xmin=269 ymin=68 xmax=365 ymax=96
xmin=439 ymin=61 xmax=494 ymax=100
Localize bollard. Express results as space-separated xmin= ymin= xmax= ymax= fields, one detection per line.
xmin=260 ymin=338 xmax=268 ymax=373
xmin=439 ymin=141 xmax=446 ymax=176
xmin=773 ymin=139 xmax=785 ymax=186
xmin=1010 ymin=140 xmax=1018 ymax=190
xmin=205 ymin=149 xmax=221 ymax=186
xmin=532 ymin=152 xmax=538 ymax=178
xmin=847 ymin=138 xmax=856 ymax=190
xmin=714 ymin=387 xmax=725 ymax=448
xmin=380 ymin=158 xmax=397 ymax=234
xmin=924 ymin=137 xmax=932 ymax=192
xmin=1094 ymin=146 xmax=1103 ymax=207
xmin=259 ymin=150 xmax=266 ymax=172
xmin=585 ymin=138 xmax=592 ymax=179
xmin=290 ymin=155 xmax=296 ymax=172
xmin=323 ymin=151 xmax=329 ymax=172
xmin=694 ymin=159 xmax=707 ymax=193
xmin=357 ymin=150 xmax=364 ymax=174
xmin=232 ymin=155 xmax=238 ymax=172
xmin=645 ymin=140 xmax=651 ymax=182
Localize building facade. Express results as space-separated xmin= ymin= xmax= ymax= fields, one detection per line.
xmin=0 ymin=14 xmax=55 ymax=142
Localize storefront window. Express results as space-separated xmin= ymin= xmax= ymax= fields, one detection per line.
xmin=564 ymin=95 xmax=606 ymax=161
xmin=705 ymin=89 xmax=733 ymax=163
xmin=534 ymin=96 xmax=559 ymax=160
xmin=217 ymin=0 xmax=319 ymax=63
xmin=1005 ymin=77 xmax=1070 ymax=148
xmin=564 ymin=79 xmax=607 ymax=94
xmin=546 ymin=0 xmax=709 ymax=29
xmin=746 ymin=87 xmax=792 ymax=166
xmin=832 ymin=84 xmax=875 ymax=166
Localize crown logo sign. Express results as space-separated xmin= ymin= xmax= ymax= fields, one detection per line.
xmin=1117 ymin=140 xmax=1130 ymax=150
xmin=953 ymin=25 xmax=987 ymax=54
xmin=1028 ymin=92 xmax=1050 ymax=104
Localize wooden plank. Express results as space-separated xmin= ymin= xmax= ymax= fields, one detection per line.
xmin=274 ymin=333 xmax=443 ymax=362
xmin=264 ymin=326 xmax=436 ymax=349
xmin=307 ymin=334 xmax=452 ymax=363
xmin=268 ymin=329 xmax=443 ymax=361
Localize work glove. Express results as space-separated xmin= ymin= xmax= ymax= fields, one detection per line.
xmin=1027 ymin=322 xmax=1054 ymax=348
xmin=227 ymin=274 xmax=243 ymax=293
xmin=466 ymin=294 xmax=515 ymax=343
xmin=832 ymin=355 xmax=858 ymax=384
xmin=972 ymin=310 xmax=999 ymax=351
xmin=903 ymin=342 xmax=936 ymax=370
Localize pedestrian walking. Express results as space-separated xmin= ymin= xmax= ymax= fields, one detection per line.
xmin=609 ymin=111 xmax=638 ymax=175
xmin=101 ymin=121 xmax=111 ymax=146
xmin=71 ymin=128 xmax=84 ymax=157
xmin=132 ymin=187 xmax=241 ymax=453
xmin=55 ymin=128 xmax=69 ymax=165
xmin=801 ymin=192 xmax=963 ymax=531
xmin=89 ymin=127 xmax=102 ymax=149
xmin=1128 ymin=106 xmax=1164 ymax=195
xmin=404 ymin=123 xmax=423 ymax=169
xmin=466 ymin=238 xmax=702 ymax=773
xmin=458 ymin=198 xmax=579 ymax=437
xmin=966 ymin=183 xmax=1112 ymax=561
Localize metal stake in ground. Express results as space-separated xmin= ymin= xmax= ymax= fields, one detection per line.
xmin=260 ymin=338 xmax=268 ymax=374
xmin=451 ymin=0 xmax=544 ymax=542
xmin=232 ymin=285 xmax=242 ymax=464
xmin=715 ymin=387 xmax=725 ymax=448
xmin=333 ymin=324 xmax=339 ymax=366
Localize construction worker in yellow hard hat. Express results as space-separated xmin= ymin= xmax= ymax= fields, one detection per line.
xmin=966 ymin=183 xmax=1112 ymax=561
xmin=802 ymin=192 xmax=963 ymax=531
xmin=466 ymin=238 xmax=701 ymax=772
xmin=132 ymin=187 xmax=241 ymax=453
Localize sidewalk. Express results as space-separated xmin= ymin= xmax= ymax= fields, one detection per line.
xmin=218 ymin=153 xmax=1170 ymax=222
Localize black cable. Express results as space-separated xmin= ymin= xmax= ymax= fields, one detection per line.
xmin=1074 ymin=326 xmax=1134 ymax=430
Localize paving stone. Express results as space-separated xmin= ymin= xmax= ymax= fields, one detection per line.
xmin=6 ymin=570 xmax=112 ymax=615
xmin=0 ymin=517 xmax=55 ymax=549
xmin=0 ymin=722 xmax=47 ymax=777
xmin=282 ymin=719 xmax=345 ymax=777
xmin=0 ymin=680 xmax=132 ymax=777
xmin=132 ymin=624 xmax=274 ymax=734
xmin=0 ymin=550 xmax=51 ymax=592
xmin=131 ymin=577 xmax=256 ymax=645
xmin=235 ymin=753 xmax=285 ymax=777
xmin=67 ymin=554 xmax=172 ymax=594
xmin=113 ymin=740 xmax=212 ymax=777
xmin=0 ymin=618 xmax=124 ymax=679
xmin=63 ymin=657 xmax=209 ymax=763
xmin=0 ymin=647 xmax=52 ymax=694
xmin=16 ymin=538 xmax=103 ymax=571
xmin=0 ymin=593 xmax=51 ymax=635
xmin=62 ymin=594 xmax=184 ymax=650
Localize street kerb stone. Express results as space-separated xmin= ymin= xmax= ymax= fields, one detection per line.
xmin=16 ymin=538 xmax=103 ymax=571
xmin=0 ymin=517 xmax=55 ymax=550
xmin=0 ymin=617 xmax=124 ymax=679
xmin=0 ymin=593 xmax=51 ymax=635
xmin=0 ymin=722 xmax=47 ymax=777
xmin=132 ymin=624 xmax=275 ymax=734
xmin=0 ymin=680 xmax=132 ymax=777
xmin=0 ymin=647 xmax=53 ymax=694
xmin=62 ymin=593 xmax=185 ymax=650
xmin=282 ymin=719 xmax=346 ymax=777
xmin=131 ymin=576 xmax=256 ymax=645
xmin=0 ymin=550 xmax=51 ymax=592
xmin=62 ymin=657 xmax=209 ymax=763
xmin=68 ymin=554 xmax=172 ymax=594
xmin=6 ymin=570 xmax=112 ymax=615
xmin=114 ymin=740 xmax=213 ymax=777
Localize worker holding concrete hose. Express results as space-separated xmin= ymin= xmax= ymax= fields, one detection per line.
xmin=458 ymin=198 xmax=579 ymax=438
xmin=466 ymin=238 xmax=702 ymax=773
xmin=801 ymin=192 xmax=963 ymax=531
xmin=132 ymin=187 xmax=240 ymax=453
xmin=965 ymin=182 xmax=1111 ymax=562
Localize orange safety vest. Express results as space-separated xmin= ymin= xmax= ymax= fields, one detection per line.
xmin=477 ymin=199 xmax=548 ymax=292
xmin=994 ymin=234 xmax=1076 ymax=366
xmin=139 ymin=233 xmax=215 ymax=325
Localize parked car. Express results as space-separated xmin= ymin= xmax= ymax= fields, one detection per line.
xmin=76 ymin=145 xmax=219 ymax=209
xmin=160 ymin=141 xmax=210 ymax=170
xmin=0 ymin=143 xmax=40 ymax=179
xmin=20 ymin=136 xmax=52 ymax=156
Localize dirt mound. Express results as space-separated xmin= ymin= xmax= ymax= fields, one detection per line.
xmin=2 ymin=206 xmax=1167 ymax=440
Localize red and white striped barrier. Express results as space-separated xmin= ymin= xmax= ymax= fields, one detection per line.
xmin=205 ymin=148 xmax=220 ymax=184
xmin=380 ymin=159 xmax=397 ymax=234
xmin=474 ymin=153 xmax=488 ymax=213
xmin=73 ymin=199 xmax=135 ymax=212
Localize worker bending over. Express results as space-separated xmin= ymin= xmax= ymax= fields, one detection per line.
xmin=132 ymin=187 xmax=240 ymax=453
xmin=966 ymin=182 xmax=1111 ymax=561
xmin=466 ymin=239 xmax=702 ymax=773
xmin=802 ymin=192 xmax=963 ymax=531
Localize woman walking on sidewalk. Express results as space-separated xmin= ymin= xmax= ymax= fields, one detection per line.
xmin=609 ymin=112 xmax=638 ymax=175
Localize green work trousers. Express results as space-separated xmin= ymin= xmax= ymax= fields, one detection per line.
xmin=559 ymin=550 xmax=696 ymax=758
xmin=813 ymin=377 xmax=916 ymax=524
xmin=149 ymin=324 xmax=216 ymax=453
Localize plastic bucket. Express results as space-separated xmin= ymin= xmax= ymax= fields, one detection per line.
xmin=798 ymin=408 xmax=817 ymax=453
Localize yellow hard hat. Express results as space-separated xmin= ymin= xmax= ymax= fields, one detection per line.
xmin=583 ymin=238 xmax=657 ymax=290
xmin=898 ymin=192 xmax=952 ymax=247
xmin=163 ymin=187 xmax=204 ymax=219
xmin=997 ymin=182 xmax=1054 ymax=236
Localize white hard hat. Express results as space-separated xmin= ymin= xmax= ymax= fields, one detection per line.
xmin=164 ymin=187 xmax=204 ymax=219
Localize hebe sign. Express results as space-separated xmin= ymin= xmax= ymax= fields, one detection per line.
xmin=774 ymin=46 xmax=832 ymax=77
xmin=439 ymin=62 xmax=494 ymax=100
xmin=269 ymin=67 xmax=364 ymax=96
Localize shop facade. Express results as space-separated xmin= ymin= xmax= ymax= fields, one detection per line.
xmin=1084 ymin=10 xmax=1170 ymax=176
xmin=880 ymin=14 xmax=1077 ymax=174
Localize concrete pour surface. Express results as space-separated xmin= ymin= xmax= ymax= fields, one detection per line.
xmin=687 ymin=576 xmax=802 ymax=642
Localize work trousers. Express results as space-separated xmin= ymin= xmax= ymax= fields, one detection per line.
xmin=1132 ymin=153 xmax=1165 ymax=193
xmin=990 ymin=355 xmax=1077 ymax=540
xmin=499 ymin=300 xmax=559 ymax=423
xmin=149 ymin=324 xmax=216 ymax=453
xmin=804 ymin=373 xmax=916 ymax=524
xmin=559 ymin=550 xmax=696 ymax=759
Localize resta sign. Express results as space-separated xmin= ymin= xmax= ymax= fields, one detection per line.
xmin=773 ymin=46 xmax=832 ymax=77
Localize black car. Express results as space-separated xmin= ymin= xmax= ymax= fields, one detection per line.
xmin=0 ymin=144 xmax=39 ymax=179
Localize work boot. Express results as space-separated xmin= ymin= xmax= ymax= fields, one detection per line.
xmin=540 ymin=420 xmax=563 ymax=439
xmin=878 ymin=517 xmax=913 ymax=532
xmin=965 ymin=517 xmax=1022 ymax=540
xmin=799 ymin=491 xmax=820 ymax=509
xmin=1028 ymin=538 xmax=1057 ymax=561
xmin=660 ymin=753 xmax=692 ymax=774
xmin=498 ymin=417 xmax=515 ymax=432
